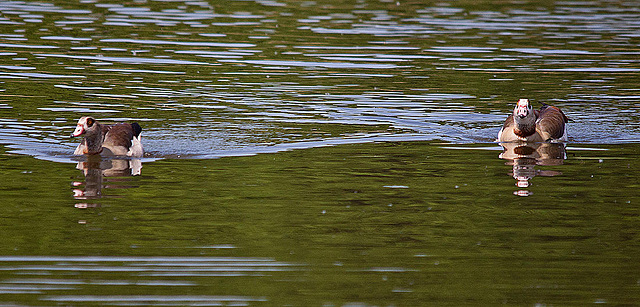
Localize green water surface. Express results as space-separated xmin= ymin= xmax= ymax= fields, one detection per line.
xmin=0 ymin=142 xmax=638 ymax=305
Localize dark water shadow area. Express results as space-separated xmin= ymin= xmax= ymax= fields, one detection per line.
xmin=0 ymin=141 xmax=639 ymax=305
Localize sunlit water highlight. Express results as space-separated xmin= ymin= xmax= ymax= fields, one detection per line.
xmin=0 ymin=256 xmax=284 ymax=305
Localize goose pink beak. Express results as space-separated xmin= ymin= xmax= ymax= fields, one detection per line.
xmin=515 ymin=99 xmax=530 ymax=118
xmin=71 ymin=125 xmax=85 ymax=137
xmin=515 ymin=106 xmax=528 ymax=118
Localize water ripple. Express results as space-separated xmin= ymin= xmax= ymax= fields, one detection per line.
xmin=35 ymin=53 xmax=212 ymax=65
xmin=220 ymin=59 xmax=403 ymax=69
xmin=101 ymin=38 xmax=256 ymax=48
xmin=41 ymin=295 xmax=268 ymax=305
xmin=0 ymin=0 xmax=638 ymax=160
xmin=0 ymin=43 xmax=58 ymax=49
xmin=0 ymin=72 xmax=85 ymax=79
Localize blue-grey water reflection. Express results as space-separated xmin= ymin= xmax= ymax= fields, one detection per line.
xmin=0 ymin=0 xmax=639 ymax=160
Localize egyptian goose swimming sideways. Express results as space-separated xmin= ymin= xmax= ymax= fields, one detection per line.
xmin=497 ymin=99 xmax=569 ymax=143
xmin=71 ymin=116 xmax=143 ymax=157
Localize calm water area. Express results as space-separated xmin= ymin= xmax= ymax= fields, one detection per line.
xmin=0 ymin=0 xmax=639 ymax=305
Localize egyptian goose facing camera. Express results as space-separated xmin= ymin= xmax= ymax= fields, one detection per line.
xmin=71 ymin=116 xmax=143 ymax=157
xmin=497 ymin=99 xmax=569 ymax=143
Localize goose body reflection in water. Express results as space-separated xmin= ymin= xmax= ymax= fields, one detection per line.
xmin=72 ymin=155 xmax=142 ymax=202
xmin=499 ymin=142 xmax=566 ymax=197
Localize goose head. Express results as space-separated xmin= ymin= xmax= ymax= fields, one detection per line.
xmin=513 ymin=99 xmax=535 ymax=126
xmin=71 ymin=116 xmax=99 ymax=138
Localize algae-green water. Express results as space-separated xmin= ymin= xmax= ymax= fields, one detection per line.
xmin=1 ymin=0 xmax=639 ymax=305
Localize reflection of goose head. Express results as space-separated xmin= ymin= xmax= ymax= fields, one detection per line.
xmin=512 ymin=158 xmax=536 ymax=188
xmin=73 ymin=159 xmax=103 ymax=199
